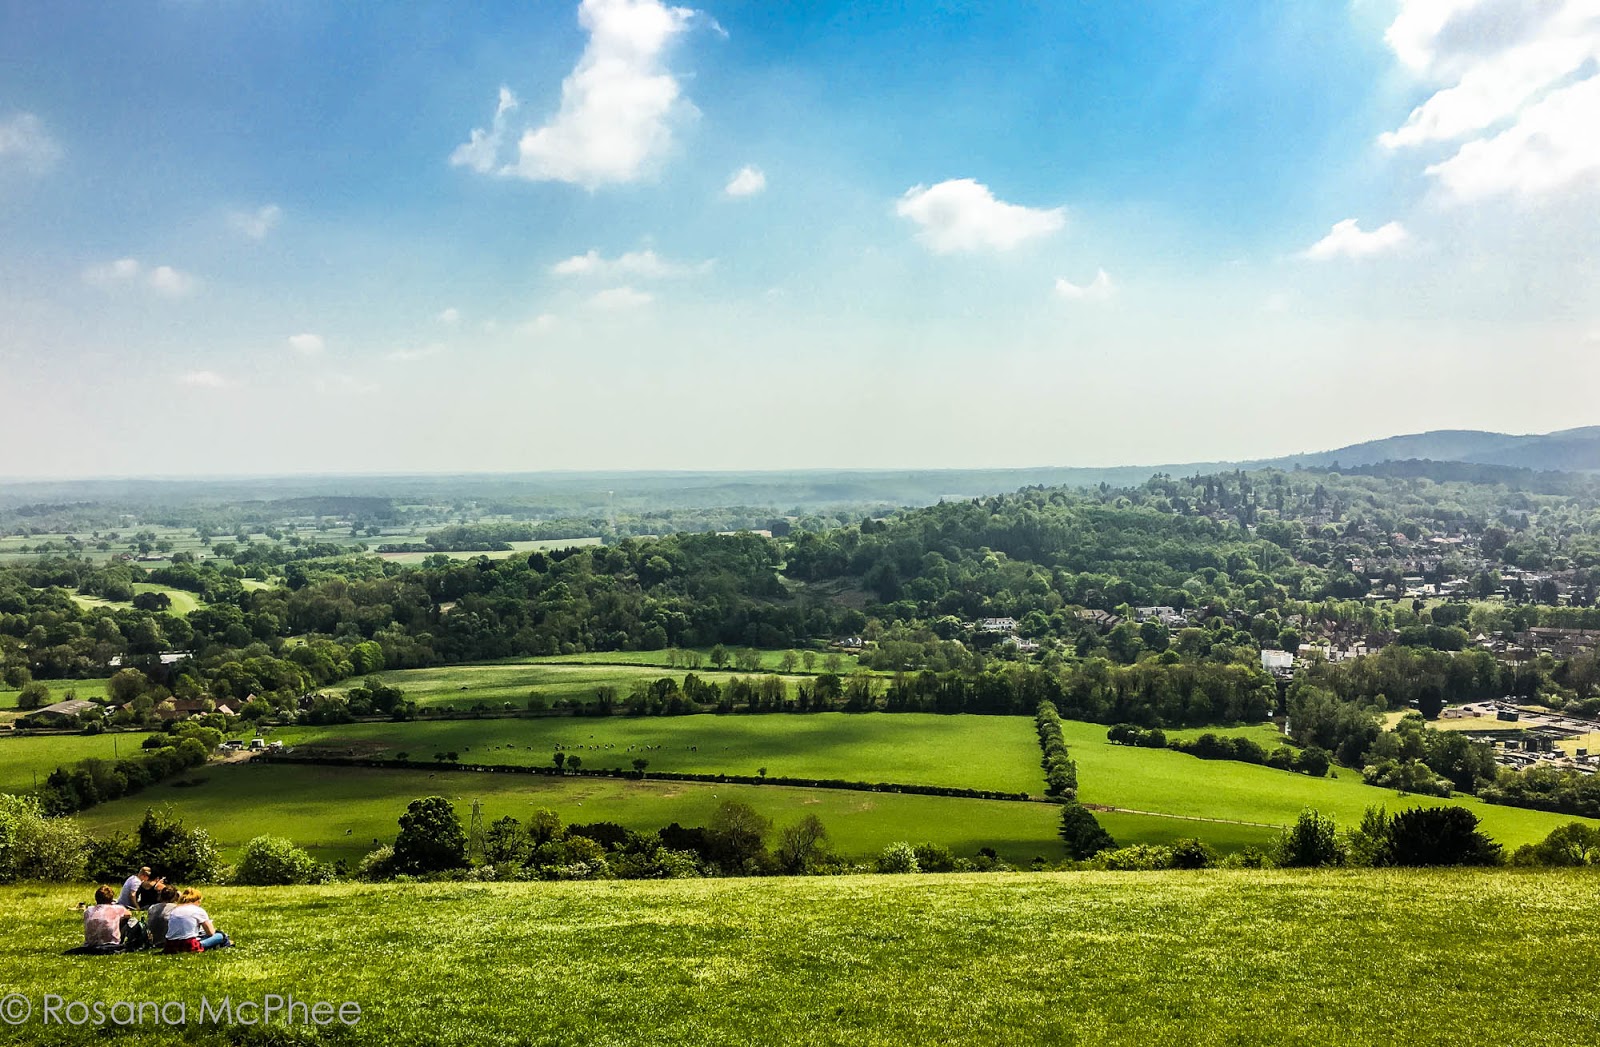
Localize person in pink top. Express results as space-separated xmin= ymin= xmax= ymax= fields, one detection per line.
xmin=81 ymin=885 xmax=131 ymax=951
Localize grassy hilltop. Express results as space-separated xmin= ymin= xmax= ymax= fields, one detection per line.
xmin=3 ymin=871 xmax=1598 ymax=1046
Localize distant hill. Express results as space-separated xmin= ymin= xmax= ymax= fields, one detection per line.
xmin=1238 ymin=426 xmax=1600 ymax=474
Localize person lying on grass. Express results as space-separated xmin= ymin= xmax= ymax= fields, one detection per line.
xmin=68 ymin=884 xmax=146 ymax=954
xmin=161 ymin=888 xmax=232 ymax=953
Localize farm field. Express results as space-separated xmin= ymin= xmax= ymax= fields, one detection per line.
xmin=1062 ymin=719 xmax=1591 ymax=848
xmin=335 ymin=662 xmax=823 ymax=711
xmin=0 ymin=731 xmax=156 ymax=795
xmin=4 ymin=870 xmax=1599 ymax=1046
xmin=275 ymin=712 xmax=1041 ymax=793
xmin=67 ymin=582 xmax=203 ymax=615
xmin=72 ymin=762 xmax=1068 ymax=866
xmin=537 ymin=648 xmax=866 ymax=673
xmin=375 ymin=537 xmax=603 ymax=564
xmin=0 ymin=677 xmax=107 ymax=712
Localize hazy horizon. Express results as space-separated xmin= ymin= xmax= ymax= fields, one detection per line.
xmin=4 ymin=1 xmax=1598 ymax=477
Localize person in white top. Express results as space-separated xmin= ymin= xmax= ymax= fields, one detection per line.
xmin=116 ymin=867 xmax=152 ymax=908
xmin=161 ymin=888 xmax=231 ymax=952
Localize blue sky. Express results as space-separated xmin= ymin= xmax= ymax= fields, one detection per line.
xmin=2 ymin=0 xmax=1597 ymax=477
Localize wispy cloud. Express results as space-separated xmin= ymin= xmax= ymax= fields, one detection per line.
xmin=724 ymin=164 xmax=765 ymax=197
xmin=550 ymin=248 xmax=710 ymax=278
xmin=896 ymin=179 xmax=1065 ymax=253
xmin=83 ymin=257 xmax=198 ymax=297
xmin=0 ymin=112 xmax=63 ymax=174
xmin=1380 ymin=0 xmax=1600 ymax=202
xmin=228 ymin=204 xmax=282 ymax=239
xmin=517 ymin=313 xmax=558 ymax=336
xmin=587 ymin=286 xmax=652 ymax=309
xmin=287 ymin=333 xmax=325 ymax=355
xmin=1053 ymin=269 xmax=1115 ymax=303
xmin=451 ymin=0 xmax=700 ymax=188
xmin=1301 ymin=219 xmax=1410 ymax=261
xmin=387 ymin=344 xmax=445 ymax=362
xmin=436 ymin=307 xmax=461 ymax=325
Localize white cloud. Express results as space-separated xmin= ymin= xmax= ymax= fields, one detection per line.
xmin=436 ymin=307 xmax=461 ymax=325
xmin=1301 ymin=219 xmax=1410 ymax=260
xmin=147 ymin=265 xmax=197 ymax=297
xmin=287 ymin=333 xmax=325 ymax=355
xmin=517 ymin=313 xmax=559 ymax=336
xmin=587 ymin=286 xmax=653 ymax=309
xmin=895 ymin=179 xmax=1065 ymax=253
xmin=724 ymin=165 xmax=765 ymax=197
xmin=451 ymin=86 xmax=519 ymax=174
xmin=313 ymin=373 xmax=378 ymax=396
xmin=83 ymin=257 xmax=198 ymax=297
xmin=228 ymin=204 xmax=282 ymax=239
xmin=550 ymin=247 xmax=709 ymax=278
xmin=0 ymin=112 xmax=62 ymax=173
xmin=1380 ymin=0 xmax=1600 ymax=201
xmin=452 ymin=0 xmax=698 ymax=188
xmin=177 ymin=370 xmax=236 ymax=389
xmin=1053 ymin=269 xmax=1115 ymax=303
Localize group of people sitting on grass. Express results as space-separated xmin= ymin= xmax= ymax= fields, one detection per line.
xmin=71 ymin=866 xmax=232 ymax=955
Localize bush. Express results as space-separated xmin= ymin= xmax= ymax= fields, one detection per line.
xmin=876 ymin=841 xmax=920 ymax=874
xmin=1275 ymin=808 xmax=1343 ymax=868
xmin=1090 ymin=844 xmax=1174 ymax=871
xmin=235 ymin=835 xmax=333 ymax=886
xmin=392 ymin=796 xmax=467 ymax=874
xmin=1168 ymin=837 xmax=1216 ymax=869
xmin=0 ymin=794 xmax=87 ymax=882
xmin=1384 ymin=806 xmax=1501 ymax=867
xmin=1058 ymin=802 xmax=1117 ymax=860
xmin=355 ymin=844 xmax=396 ymax=881
xmin=134 ymin=807 xmax=223 ymax=883
xmin=1510 ymin=822 xmax=1600 ymax=867
xmin=912 ymin=842 xmax=957 ymax=872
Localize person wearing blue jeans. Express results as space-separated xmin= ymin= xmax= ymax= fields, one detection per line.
xmin=161 ymin=889 xmax=233 ymax=953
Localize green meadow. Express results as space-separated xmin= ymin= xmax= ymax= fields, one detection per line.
xmin=0 ymin=678 xmax=108 ymax=713
xmin=0 ymin=732 xmax=158 ymax=795
xmin=1062 ymin=718 xmax=1590 ymax=848
xmin=73 ymin=763 xmax=1067 ymax=866
xmin=68 ymin=582 xmax=203 ymax=616
xmin=538 ymin=648 xmax=866 ymax=673
xmin=4 ymin=870 xmax=1599 ymax=1046
xmin=335 ymin=662 xmax=824 ymax=711
xmin=275 ymin=712 xmax=1041 ymax=793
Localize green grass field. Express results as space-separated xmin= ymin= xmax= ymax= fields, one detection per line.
xmin=73 ymin=763 xmax=1067 ymax=866
xmin=0 ymin=678 xmax=109 ymax=712
xmin=0 ymin=732 xmax=156 ymax=795
xmin=1063 ymin=719 xmax=1590 ymax=848
xmin=67 ymin=583 xmax=203 ymax=616
xmin=338 ymin=662 xmax=826 ymax=711
xmin=375 ymin=538 xmax=603 ymax=564
xmin=3 ymin=871 xmax=1599 ymax=1046
xmin=539 ymin=648 xmax=866 ymax=673
xmin=275 ymin=713 xmax=1040 ymax=793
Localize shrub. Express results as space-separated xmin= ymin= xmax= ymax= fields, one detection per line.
xmin=356 ymin=844 xmax=396 ymax=881
xmin=1058 ymin=802 xmax=1117 ymax=860
xmin=1510 ymin=822 xmax=1600 ymax=867
xmin=135 ymin=807 xmax=223 ymax=883
xmin=1384 ymin=806 xmax=1501 ymax=867
xmin=876 ymin=841 xmax=920 ymax=874
xmin=235 ymin=835 xmax=333 ymax=886
xmin=912 ymin=842 xmax=957 ymax=873
xmin=1275 ymin=808 xmax=1343 ymax=868
xmin=0 ymin=794 xmax=87 ymax=883
xmin=392 ymin=796 xmax=467 ymax=874
xmin=1091 ymin=844 xmax=1174 ymax=871
xmin=1168 ymin=837 xmax=1216 ymax=869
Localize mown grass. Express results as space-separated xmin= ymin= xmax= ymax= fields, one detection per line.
xmin=0 ymin=678 xmax=109 ymax=712
xmin=538 ymin=648 xmax=866 ymax=673
xmin=336 ymin=662 xmax=825 ymax=711
xmin=67 ymin=583 xmax=203 ymax=616
xmin=274 ymin=712 xmax=1040 ymax=793
xmin=3 ymin=870 xmax=1599 ymax=1046
xmin=1062 ymin=719 xmax=1593 ymax=848
xmin=72 ymin=763 xmax=1067 ymax=866
xmin=0 ymin=732 xmax=157 ymax=796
